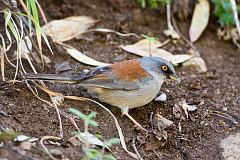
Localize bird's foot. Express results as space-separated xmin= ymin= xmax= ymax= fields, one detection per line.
xmin=125 ymin=113 xmax=147 ymax=132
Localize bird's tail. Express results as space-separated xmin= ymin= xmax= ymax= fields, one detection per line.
xmin=23 ymin=73 xmax=82 ymax=83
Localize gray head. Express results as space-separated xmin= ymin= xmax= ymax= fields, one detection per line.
xmin=139 ymin=57 xmax=178 ymax=80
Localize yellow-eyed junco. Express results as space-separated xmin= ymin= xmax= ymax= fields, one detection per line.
xmin=24 ymin=57 xmax=178 ymax=131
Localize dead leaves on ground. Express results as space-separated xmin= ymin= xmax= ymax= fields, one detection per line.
xmin=121 ymin=39 xmax=193 ymax=65
xmin=41 ymin=15 xmax=207 ymax=71
xmin=42 ymin=16 xmax=98 ymax=42
xmin=189 ymin=0 xmax=210 ymax=42
xmin=65 ymin=48 xmax=109 ymax=67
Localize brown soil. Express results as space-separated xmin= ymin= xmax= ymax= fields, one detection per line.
xmin=1 ymin=0 xmax=240 ymax=160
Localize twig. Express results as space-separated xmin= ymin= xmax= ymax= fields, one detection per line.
xmin=149 ymin=112 xmax=154 ymax=130
xmin=0 ymin=34 xmax=6 ymax=81
xmin=51 ymin=96 xmax=64 ymax=138
xmin=166 ymin=3 xmax=174 ymax=31
xmin=172 ymin=17 xmax=200 ymax=56
xmin=40 ymin=136 xmax=61 ymax=160
xmin=210 ymin=112 xmax=238 ymax=124
xmin=230 ymin=0 xmax=240 ymax=39
xmin=35 ymin=0 xmax=48 ymax=24
xmin=132 ymin=137 xmax=143 ymax=160
xmin=19 ymin=0 xmax=27 ymax=13
xmin=61 ymin=111 xmax=81 ymax=133
xmin=153 ymin=150 xmax=162 ymax=160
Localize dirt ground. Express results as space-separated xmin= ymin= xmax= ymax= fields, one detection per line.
xmin=1 ymin=0 xmax=240 ymax=159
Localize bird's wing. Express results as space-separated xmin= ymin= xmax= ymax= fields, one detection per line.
xmin=24 ymin=59 xmax=151 ymax=90
xmin=80 ymin=59 xmax=150 ymax=90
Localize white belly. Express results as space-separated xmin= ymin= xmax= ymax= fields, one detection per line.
xmin=103 ymin=82 xmax=161 ymax=109
xmin=90 ymin=73 xmax=164 ymax=111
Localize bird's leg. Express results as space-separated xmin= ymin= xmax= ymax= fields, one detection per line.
xmin=125 ymin=113 xmax=147 ymax=132
xmin=121 ymin=107 xmax=147 ymax=132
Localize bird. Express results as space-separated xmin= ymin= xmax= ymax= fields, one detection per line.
xmin=24 ymin=57 xmax=178 ymax=131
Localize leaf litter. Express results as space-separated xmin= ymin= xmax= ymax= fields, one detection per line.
xmin=121 ymin=39 xmax=194 ymax=65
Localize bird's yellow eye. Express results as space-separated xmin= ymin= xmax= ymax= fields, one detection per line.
xmin=161 ymin=65 xmax=168 ymax=71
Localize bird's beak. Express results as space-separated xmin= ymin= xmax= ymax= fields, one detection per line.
xmin=168 ymin=73 xmax=181 ymax=83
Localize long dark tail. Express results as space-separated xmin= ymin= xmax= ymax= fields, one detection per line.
xmin=23 ymin=73 xmax=82 ymax=83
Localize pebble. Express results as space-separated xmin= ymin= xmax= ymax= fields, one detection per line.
xmin=187 ymin=105 xmax=198 ymax=112
xmin=182 ymin=57 xmax=207 ymax=73
xmin=155 ymin=93 xmax=167 ymax=102
xmin=222 ymin=107 xmax=228 ymax=112
xmin=49 ymin=149 xmax=63 ymax=158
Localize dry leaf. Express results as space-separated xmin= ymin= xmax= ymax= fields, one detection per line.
xmin=174 ymin=99 xmax=198 ymax=119
xmin=79 ymin=132 xmax=103 ymax=147
xmin=69 ymin=133 xmax=104 ymax=147
xmin=20 ymin=36 xmax=32 ymax=54
xmin=65 ymin=48 xmax=109 ymax=66
xmin=42 ymin=16 xmax=97 ymax=42
xmin=189 ymin=0 xmax=210 ymax=42
xmin=12 ymin=36 xmax=51 ymax=64
xmin=153 ymin=114 xmax=173 ymax=130
xmin=121 ymin=39 xmax=193 ymax=65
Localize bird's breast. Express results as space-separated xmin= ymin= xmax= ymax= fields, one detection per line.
xmin=88 ymin=75 xmax=164 ymax=109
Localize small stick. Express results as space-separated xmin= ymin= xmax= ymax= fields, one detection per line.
xmin=35 ymin=0 xmax=48 ymax=24
xmin=230 ymin=0 xmax=240 ymax=39
xmin=51 ymin=97 xmax=64 ymax=138
xmin=210 ymin=112 xmax=238 ymax=124
xmin=172 ymin=17 xmax=200 ymax=56
xmin=166 ymin=3 xmax=174 ymax=31
xmin=40 ymin=136 xmax=61 ymax=160
xmin=153 ymin=150 xmax=162 ymax=160
xmin=132 ymin=137 xmax=143 ymax=160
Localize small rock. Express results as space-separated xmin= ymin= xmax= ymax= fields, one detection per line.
xmin=55 ymin=62 xmax=72 ymax=74
xmin=182 ymin=57 xmax=207 ymax=73
xmin=155 ymin=93 xmax=167 ymax=102
xmin=221 ymin=133 xmax=240 ymax=160
xmin=153 ymin=114 xmax=173 ymax=130
xmin=49 ymin=149 xmax=63 ymax=158
xmin=15 ymin=135 xmax=29 ymax=142
xmin=222 ymin=107 xmax=228 ymax=112
xmin=19 ymin=141 xmax=32 ymax=151
xmin=0 ymin=111 xmax=8 ymax=117
xmin=187 ymin=105 xmax=197 ymax=112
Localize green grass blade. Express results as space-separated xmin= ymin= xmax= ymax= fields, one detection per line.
xmin=29 ymin=0 xmax=43 ymax=62
xmin=26 ymin=0 xmax=32 ymax=34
